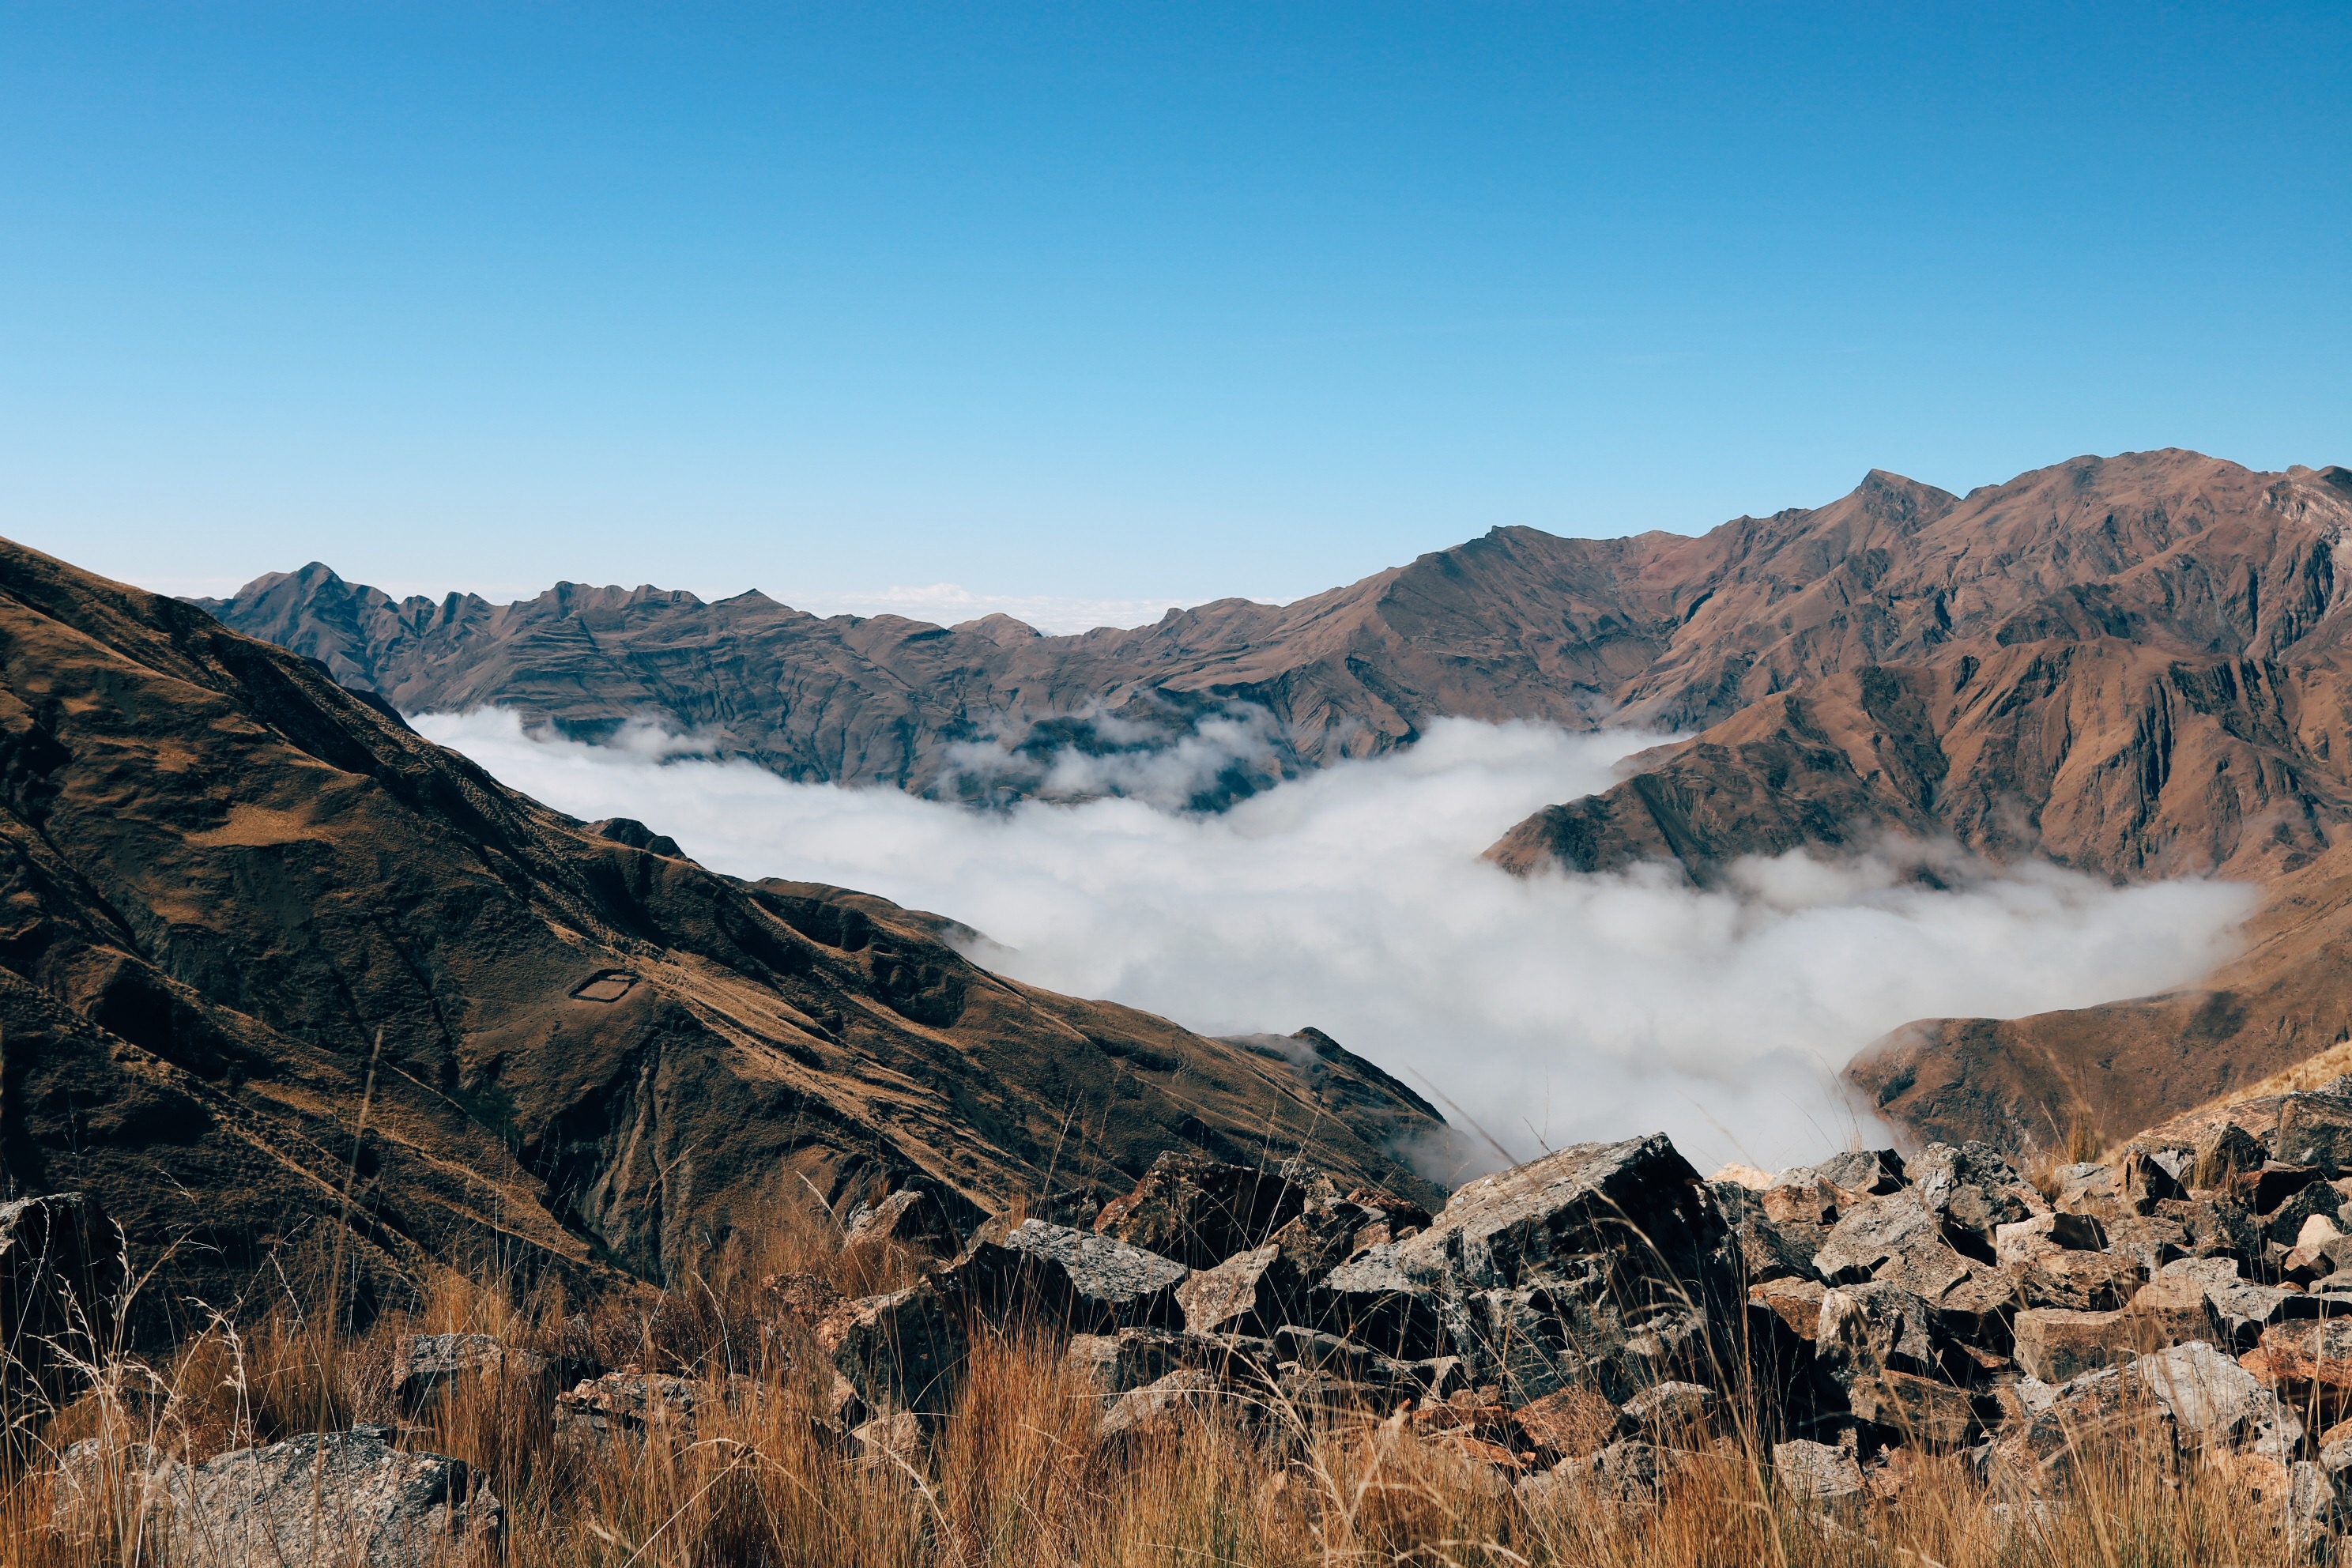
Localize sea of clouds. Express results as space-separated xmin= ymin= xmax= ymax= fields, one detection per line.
xmin=415 ymin=710 xmax=2259 ymax=1179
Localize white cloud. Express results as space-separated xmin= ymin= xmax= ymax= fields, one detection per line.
xmin=413 ymin=710 xmax=2259 ymax=1181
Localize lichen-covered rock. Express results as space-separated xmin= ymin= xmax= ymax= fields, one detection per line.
xmin=1815 ymin=1282 xmax=1941 ymax=1383
xmin=555 ymin=1372 xmax=757 ymax=1453
xmin=1908 ymin=1142 xmax=2045 ymax=1252
xmin=1174 ymin=1244 xmax=1304 ymax=1336
xmin=818 ymin=1280 xmax=967 ymax=1416
xmin=1773 ymin=1438 xmax=1864 ymax=1500
xmin=390 ymin=1333 xmax=562 ymax=1417
xmin=949 ymin=1219 xmax=1189 ymax=1331
xmin=842 ymin=1187 xmax=967 ymax=1262
xmin=2133 ymin=1340 xmax=2302 ymax=1463
xmin=1814 ymin=1193 xmax=1967 ymax=1298
xmin=1062 ymin=1327 xmax=1193 ymax=1395
xmin=1622 ymin=1380 xmax=1717 ymax=1433
xmin=1092 ymin=1154 xmax=1306 ymax=1269
xmin=55 ymin=1428 xmax=502 ymax=1568
xmin=1096 ymin=1368 xmax=1228 ymax=1440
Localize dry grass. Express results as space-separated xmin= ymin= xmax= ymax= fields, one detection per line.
xmin=0 ymin=1208 xmax=2334 ymax=1568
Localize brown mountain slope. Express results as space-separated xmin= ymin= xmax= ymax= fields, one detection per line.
xmin=0 ymin=536 xmax=1443 ymax=1311
xmin=1846 ymin=835 xmax=2352 ymax=1151
xmin=1490 ymin=451 xmax=2352 ymax=885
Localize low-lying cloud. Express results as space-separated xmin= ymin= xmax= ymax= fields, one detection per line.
xmin=416 ymin=711 xmax=2259 ymax=1179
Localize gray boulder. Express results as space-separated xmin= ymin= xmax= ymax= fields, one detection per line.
xmin=842 ymin=1187 xmax=967 ymax=1262
xmin=1814 ymin=1192 xmax=1968 ymax=1298
xmin=1773 ymin=1438 xmax=1865 ymax=1500
xmin=819 ymin=1280 xmax=967 ymax=1416
xmin=1815 ymin=1282 xmax=1941 ymax=1383
xmin=390 ymin=1333 xmax=566 ymax=1417
xmin=2276 ymin=1095 xmax=2352 ymax=1177
xmin=1908 ymin=1142 xmax=2045 ymax=1253
xmin=1175 ymin=1244 xmax=1304 ymax=1336
xmin=948 ymin=1219 xmax=1189 ymax=1330
xmin=55 ymin=1429 xmax=501 ymax=1568
xmin=2132 ymin=1340 xmax=2302 ymax=1463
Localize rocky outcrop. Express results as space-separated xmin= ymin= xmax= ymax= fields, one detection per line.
xmin=0 ymin=534 xmax=1445 ymax=1310
xmin=53 ymin=1428 xmax=501 ymax=1567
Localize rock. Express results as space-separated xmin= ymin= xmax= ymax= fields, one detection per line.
xmin=2133 ymin=1340 xmax=2303 ymax=1463
xmin=1845 ymin=1370 xmax=1978 ymax=1448
xmin=842 ymin=1187 xmax=966 ymax=1262
xmin=2321 ymin=1417 xmax=2352 ymax=1473
xmin=1762 ymin=1174 xmax=1840 ymax=1227
xmin=1773 ymin=1438 xmax=1865 ymax=1501
xmin=1814 ymin=1149 xmax=1906 ymax=1200
xmin=1751 ymin=1277 xmax=1827 ymax=1339
xmin=1710 ymin=1163 xmax=1773 ymax=1190
xmin=2052 ymin=1163 xmax=2121 ymax=1219
xmin=850 ymin=1411 xmax=925 ymax=1466
xmin=2122 ymin=1273 xmax=2218 ymax=1345
xmin=2013 ymin=1308 xmax=2136 ymax=1384
xmin=2192 ymin=1122 xmax=2267 ymax=1189
xmin=2153 ymin=1194 xmax=2261 ymax=1260
xmin=1993 ymin=1212 xmax=2107 ymax=1265
xmin=555 ymin=1372 xmax=756 ymax=1453
xmin=1511 ymin=1385 xmax=1628 ymax=1458
xmin=2260 ymin=1178 xmax=2343 ymax=1246
xmin=1092 ymin=1153 xmax=1306 ymax=1269
xmin=1096 ymin=1369 xmax=1227 ymax=1441
xmin=389 ymin=1333 xmax=560 ymax=1417
xmin=2242 ymin=1319 xmax=2352 ymax=1395
xmin=2301 ymin=1213 xmax=2344 ymax=1250
xmin=1623 ymin=1380 xmax=1718 ymax=1433
xmin=1815 ymin=1283 xmax=1940 ymax=1383
xmin=1814 ymin=1192 xmax=1969 ymax=1298
xmin=2101 ymin=1212 xmax=2191 ymax=1273
xmin=2013 ymin=1366 xmax=2147 ymax=1468
xmin=1174 ymin=1244 xmax=1303 ymax=1336
xmin=818 ymin=1280 xmax=967 ymax=1416
xmin=1908 ymin=1142 xmax=2045 ymax=1253
xmin=1322 ymin=1134 xmax=1740 ymax=1398
xmin=0 ymin=1193 xmax=125 ymax=1397
xmin=55 ymin=1428 xmax=503 ymax=1568
xmin=2006 ymin=1250 xmax=2143 ymax=1313
xmin=1710 ymin=1180 xmax=1818 ymax=1283
xmin=949 ymin=1219 xmax=1189 ymax=1331
xmin=1062 ymin=1328 xmax=1192 ymax=1395
xmin=2278 ymin=1095 xmax=2352 ymax=1176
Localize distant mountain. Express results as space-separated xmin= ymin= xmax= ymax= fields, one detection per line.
xmin=0 ymin=537 xmax=1442 ymax=1308
xmin=198 ymin=450 xmax=2352 ymax=1156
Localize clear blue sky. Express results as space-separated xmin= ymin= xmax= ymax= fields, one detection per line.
xmin=5 ymin=3 xmax=2347 ymax=627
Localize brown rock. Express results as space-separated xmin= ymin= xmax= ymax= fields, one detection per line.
xmin=1511 ymin=1386 xmax=1628 ymax=1459
xmin=1751 ymin=1277 xmax=1827 ymax=1340
xmin=2007 ymin=1250 xmax=2143 ymax=1314
xmin=1174 ymin=1245 xmax=1302 ymax=1336
xmin=2013 ymin=1308 xmax=2135 ymax=1385
xmin=2243 ymin=1319 xmax=2352 ymax=1394
xmin=843 ymin=1188 xmax=965 ymax=1262
xmin=1846 ymin=1370 xmax=1978 ymax=1448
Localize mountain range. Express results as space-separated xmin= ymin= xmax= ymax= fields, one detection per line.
xmin=0 ymin=539 xmax=1442 ymax=1306
xmin=196 ymin=449 xmax=2352 ymax=1159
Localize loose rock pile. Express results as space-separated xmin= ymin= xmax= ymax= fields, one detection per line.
xmin=43 ymin=1081 xmax=2352 ymax=1551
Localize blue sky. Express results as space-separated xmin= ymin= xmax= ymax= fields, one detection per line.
xmin=4 ymin=3 xmax=2347 ymax=628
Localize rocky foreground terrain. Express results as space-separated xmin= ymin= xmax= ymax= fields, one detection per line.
xmin=27 ymin=1078 xmax=2352 ymax=1560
